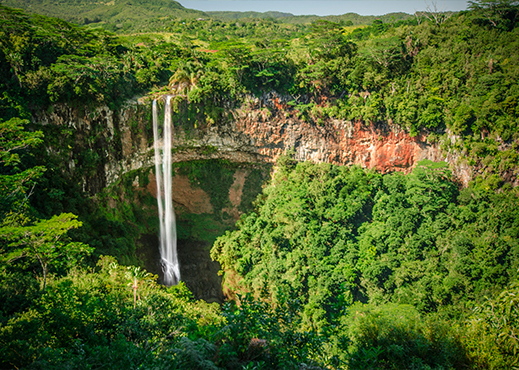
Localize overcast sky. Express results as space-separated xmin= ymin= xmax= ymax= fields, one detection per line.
xmin=178 ymin=1 xmax=468 ymax=16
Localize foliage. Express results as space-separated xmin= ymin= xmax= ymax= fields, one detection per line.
xmin=0 ymin=117 xmax=44 ymax=222
xmin=344 ymin=303 xmax=467 ymax=369
xmin=469 ymin=0 xmax=519 ymax=31
xmin=0 ymin=5 xmax=189 ymax=116
xmin=125 ymin=265 xmax=153 ymax=308
xmin=0 ymin=256 xmax=329 ymax=370
xmin=216 ymin=293 xmax=325 ymax=369
xmin=213 ymin=158 xmax=519 ymax=328
xmin=461 ymin=280 xmax=519 ymax=369
xmin=213 ymin=159 xmax=377 ymax=329
xmin=1 ymin=213 xmax=93 ymax=291
xmin=1 ymin=157 xmax=517 ymax=369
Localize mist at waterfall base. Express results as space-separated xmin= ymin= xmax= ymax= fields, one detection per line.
xmin=153 ymin=97 xmax=181 ymax=286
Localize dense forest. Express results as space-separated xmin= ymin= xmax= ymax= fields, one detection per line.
xmin=1 ymin=0 xmax=519 ymax=369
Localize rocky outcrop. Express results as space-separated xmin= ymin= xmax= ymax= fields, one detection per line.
xmin=135 ymin=98 xmax=447 ymax=181
xmin=35 ymin=95 xmax=453 ymax=191
xmin=233 ymin=114 xmax=443 ymax=173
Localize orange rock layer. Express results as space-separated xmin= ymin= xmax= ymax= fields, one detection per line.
xmin=234 ymin=114 xmax=442 ymax=174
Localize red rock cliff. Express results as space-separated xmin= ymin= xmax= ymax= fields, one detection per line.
xmin=35 ymin=96 xmax=455 ymax=193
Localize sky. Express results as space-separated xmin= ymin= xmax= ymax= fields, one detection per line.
xmin=178 ymin=1 xmax=469 ymax=16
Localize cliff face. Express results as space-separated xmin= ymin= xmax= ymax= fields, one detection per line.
xmin=33 ymin=95 xmax=455 ymax=301
xmin=35 ymin=97 xmax=448 ymax=189
xmin=36 ymin=94 xmax=455 ymax=193
xmin=232 ymin=111 xmax=443 ymax=173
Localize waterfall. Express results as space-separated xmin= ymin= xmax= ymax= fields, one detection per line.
xmin=153 ymin=97 xmax=181 ymax=286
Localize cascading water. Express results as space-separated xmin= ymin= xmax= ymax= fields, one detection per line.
xmin=153 ymin=96 xmax=181 ymax=286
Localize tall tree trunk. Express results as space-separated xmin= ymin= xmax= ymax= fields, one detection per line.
xmin=42 ymin=263 xmax=47 ymax=292
xmin=133 ymin=283 xmax=137 ymax=309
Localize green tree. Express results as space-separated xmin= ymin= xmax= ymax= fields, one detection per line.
xmin=0 ymin=117 xmax=45 ymax=222
xmin=168 ymin=60 xmax=204 ymax=95
xmin=462 ymin=281 xmax=519 ymax=368
xmin=308 ymin=20 xmax=356 ymax=61
xmin=1 ymin=213 xmax=92 ymax=291
xmin=468 ymin=0 xmax=519 ymax=30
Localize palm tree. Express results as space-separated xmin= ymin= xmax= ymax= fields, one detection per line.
xmin=108 ymin=261 xmax=119 ymax=278
xmin=125 ymin=266 xmax=152 ymax=309
xmin=168 ymin=60 xmax=203 ymax=95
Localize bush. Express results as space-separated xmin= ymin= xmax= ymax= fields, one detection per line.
xmin=461 ymin=281 xmax=519 ymax=369
xmin=343 ymin=303 xmax=468 ymax=369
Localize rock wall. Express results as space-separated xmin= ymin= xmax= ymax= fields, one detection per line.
xmin=35 ymin=93 xmax=475 ymax=196
xmin=35 ymin=96 xmax=453 ymax=190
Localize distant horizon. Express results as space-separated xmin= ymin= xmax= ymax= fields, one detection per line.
xmin=178 ymin=0 xmax=469 ymax=17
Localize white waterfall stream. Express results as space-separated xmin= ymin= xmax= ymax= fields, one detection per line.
xmin=153 ymin=97 xmax=181 ymax=286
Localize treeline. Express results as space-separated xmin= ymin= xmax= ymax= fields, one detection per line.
xmin=205 ymin=10 xmax=412 ymax=26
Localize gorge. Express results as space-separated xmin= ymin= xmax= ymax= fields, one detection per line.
xmin=2 ymin=2 xmax=518 ymax=368
xmin=33 ymin=93 xmax=452 ymax=300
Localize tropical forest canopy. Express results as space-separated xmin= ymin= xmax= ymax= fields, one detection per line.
xmin=1 ymin=0 xmax=519 ymax=369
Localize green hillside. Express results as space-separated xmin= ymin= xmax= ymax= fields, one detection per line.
xmin=0 ymin=0 xmax=207 ymax=32
xmin=206 ymin=10 xmax=294 ymax=21
xmin=2 ymin=0 xmax=414 ymax=32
